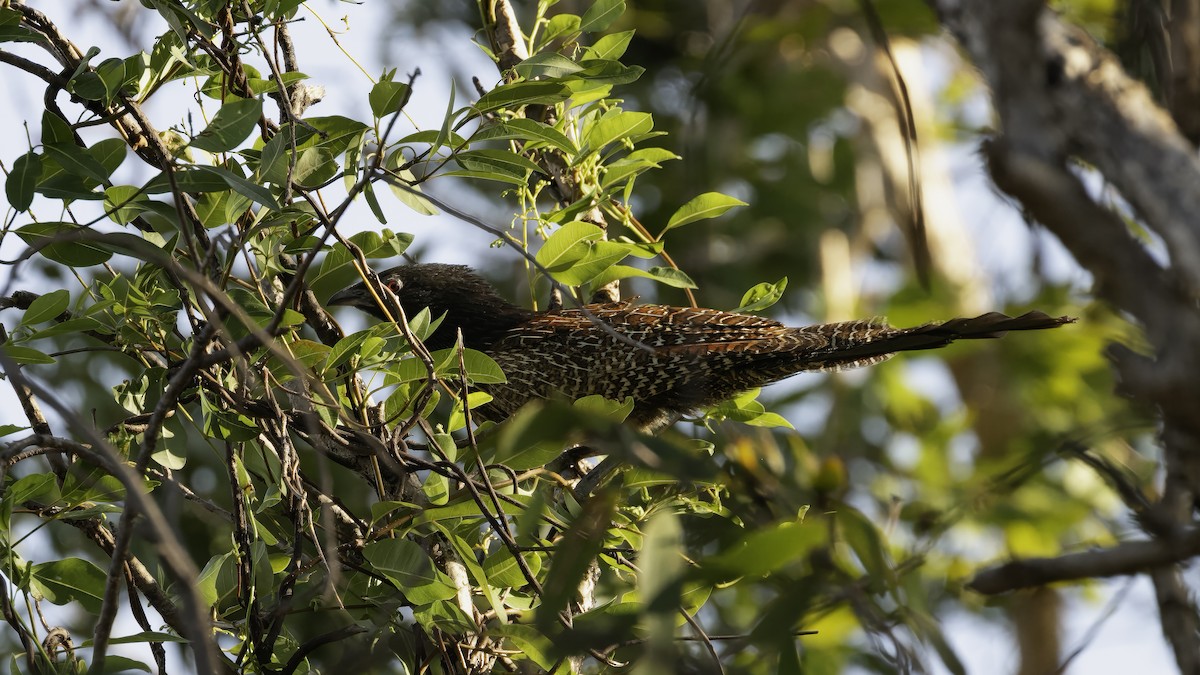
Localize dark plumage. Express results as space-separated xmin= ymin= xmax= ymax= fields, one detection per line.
xmin=328 ymin=263 xmax=1074 ymax=431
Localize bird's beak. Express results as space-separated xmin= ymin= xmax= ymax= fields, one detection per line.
xmin=327 ymin=283 xmax=368 ymax=309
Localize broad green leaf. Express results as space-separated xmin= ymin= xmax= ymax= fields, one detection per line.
xmin=88 ymin=138 xmax=129 ymax=177
xmin=491 ymin=624 xmax=557 ymax=670
xmin=309 ymin=228 xmax=413 ymax=300
xmin=588 ymin=30 xmax=635 ymax=61
xmin=191 ymin=164 xmax=279 ymax=209
xmin=737 ymin=277 xmax=788 ymax=313
xmin=536 ymin=485 xmax=619 ymax=630
xmin=31 ymin=558 xmax=107 ymax=613
xmin=394 ymin=129 xmax=469 ymax=147
xmin=472 ymin=118 xmax=576 ymax=154
xmin=541 ymin=14 xmax=582 ymax=44
xmin=104 ymin=185 xmax=149 ymax=225
xmin=698 ymin=519 xmax=825 ymax=582
xmin=301 ymin=116 xmax=370 ymax=155
xmin=514 ymin=53 xmax=584 ymax=80
xmin=423 ymin=472 xmax=450 ymax=506
xmin=384 ymin=168 xmax=439 ymax=216
xmin=600 ymin=147 xmax=679 ymax=189
xmin=575 ymin=59 xmax=644 ymax=86
xmin=452 ymin=348 xmax=507 ymax=385
xmin=644 ymin=266 xmax=697 ymax=289
xmin=0 ymin=6 xmax=39 ymax=43
xmin=195 ymin=553 xmax=232 ymax=608
xmin=362 ymin=539 xmax=458 ymax=604
xmin=482 ymin=547 xmax=542 ymax=588
xmin=80 ymin=631 xmax=190 ymax=647
xmin=837 ymin=506 xmax=893 ymax=590
xmin=1 ymin=344 xmax=54 ymax=365
xmin=20 ymin=289 xmax=69 ymax=326
xmin=441 ymin=168 xmax=528 ymax=185
xmin=142 ymin=167 xmax=230 ymax=194
xmin=534 ymin=219 xmax=632 ymax=285
xmin=665 ymin=191 xmax=747 ymax=231
xmin=6 ymin=151 xmax=41 ymax=211
xmin=573 ymin=395 xmax=634 ymax=423
xmin=190 ymin=97 xmax=262 ymax=152
xmin=26 ymin=316 xmax=104 ymax=340
xmin=454 ymin=149 xmax=542 ymax=180
xmin=41 ymin=110 xmax=74 ymax=145
xmin=4 ymin=473 xmax=58 ymax=507
xmin=369 ymin=79 xmax=412 ymax=118
xmin=536 ymin=220 xmax=604 ymax=271
xmin=472 ymin=81 xmax=571 ymax=116
xmin=44 ymin=143 xmax=110 ymax=183
xmin=584 ymin=109 xmax=652 ymax=152
xmin=495 ymin=402 xmax=579 ymax=471
xmin=579 ymin=0 xmax=626 ymax=33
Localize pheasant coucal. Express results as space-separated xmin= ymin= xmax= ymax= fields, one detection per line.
xmin=328 ymin=263 xmax=1073 ymax=431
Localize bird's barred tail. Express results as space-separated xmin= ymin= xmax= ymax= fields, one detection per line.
xmin=796 ymin=311 xmax=1076 ymax=372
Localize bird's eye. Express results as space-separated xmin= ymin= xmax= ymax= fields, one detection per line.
xmin=387 ymin=279 xmax=403 ymax=294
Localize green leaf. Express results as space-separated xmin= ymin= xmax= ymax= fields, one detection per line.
xmin=483 ymin=547 xmax=541 ymax=588
xmin=451 ymin=348 xmax=507 ymax=385
xmin=6 ymin=151 xmax=41 ymax=212
xmin=190 ymin=97 xmax=262 ymax=152
xmin=41 ymin=111 xmax=74 ymax=145
xmin=423 ymin=472 xmax=450 ymax=506
xmin=837 ymin=506 xmax=893 ymax=590
xmin=4 ymin=473 xmax=58 ymax=507
xmin=384 ymin=168 xmax=439 ymax=216
xmin=472 ymin=118 xmax=577 ymax=154
xmin=20 ymin=289 xmax=69 ymax=326
xmin=104 ymin=185 xmax=149 ymax=225
xmin=362 ymin=539 xmax=458 ymax=604
xmin=698 ymin=518 xmax=825 ymax=583
xmin=0 ymin=6 xmax=40 ymax=43
xmin=491 ymin=624 xmax=557 ymax=670
xmin=536 ymin=220 xmax=604 ymax=270
xmin=80 ymin=631 xmax=190 ymax=647
xmin=514 ymin=53 xmax=584 ymax=80
xmin=0 ymin=424 xmax=27 ymax=438
xmin=537 ymin=485 xmax=619 ymax=630
xmin=644 ymin=266 xmax=697 ymax=289
xmin=665 ymin=191 xmax=747 ymax=231
xmin=191 ymin=164 xmax=280 ymax=209
xmin=496 ymin=402 xmax=579 ymax=471
xmin=369 ymin=79 xmax=412 ymax=118
xmin=26 ymin=317 xmax=103 ymax=341
xmin=472 ymin=81 xmax=572 ymax=116
xmin=588 ymin=30 xmax=635 ymax=61
xmin=31 ymin=558 xmax=107 ymax=613
xmin=16 ymin=222 xmax=113 ymax=267
xmin=1 ymin=344 xmax=55 ymax=365
xmin=534 ymin=219 xmax=634 ymax=286
xmin=575 ymin=59 xmax=644 ymax=86
xmin=737 ymin=277 xmax=788 ymax=313
xmin=44 ymin=142 xmax=111 ymax=183
xmin=454 ymin=149 xmax=542 ymax=180
xmin=579 ymin=0 xmax=626 ymax=33
xmin=541 ymin=14 xmax=582 ymax=44
xmin=195 ymin=553 xmax=232 ymax=608
xmin=600 ymin=147 xmax=679 ymax=189
xmin=584 ymin=109 xmax=652 ymax=152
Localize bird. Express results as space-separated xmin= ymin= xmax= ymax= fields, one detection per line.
xmin=328 ymin=263 xmax=1074 ymax=431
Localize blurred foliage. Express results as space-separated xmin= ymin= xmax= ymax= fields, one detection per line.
xmin=0 ymin=0 xmax=1154 ymax=674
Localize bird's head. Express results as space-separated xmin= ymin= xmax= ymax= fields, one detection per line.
xmin=327 ymin=263 xmax=532 ymax=350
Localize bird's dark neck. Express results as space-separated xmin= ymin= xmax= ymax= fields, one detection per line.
xmin=421 ymin=299 xmax=534 ymax=351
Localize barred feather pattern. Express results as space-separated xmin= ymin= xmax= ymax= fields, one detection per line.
xmin=328 ymin=264 xmax=1075 ymax=431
